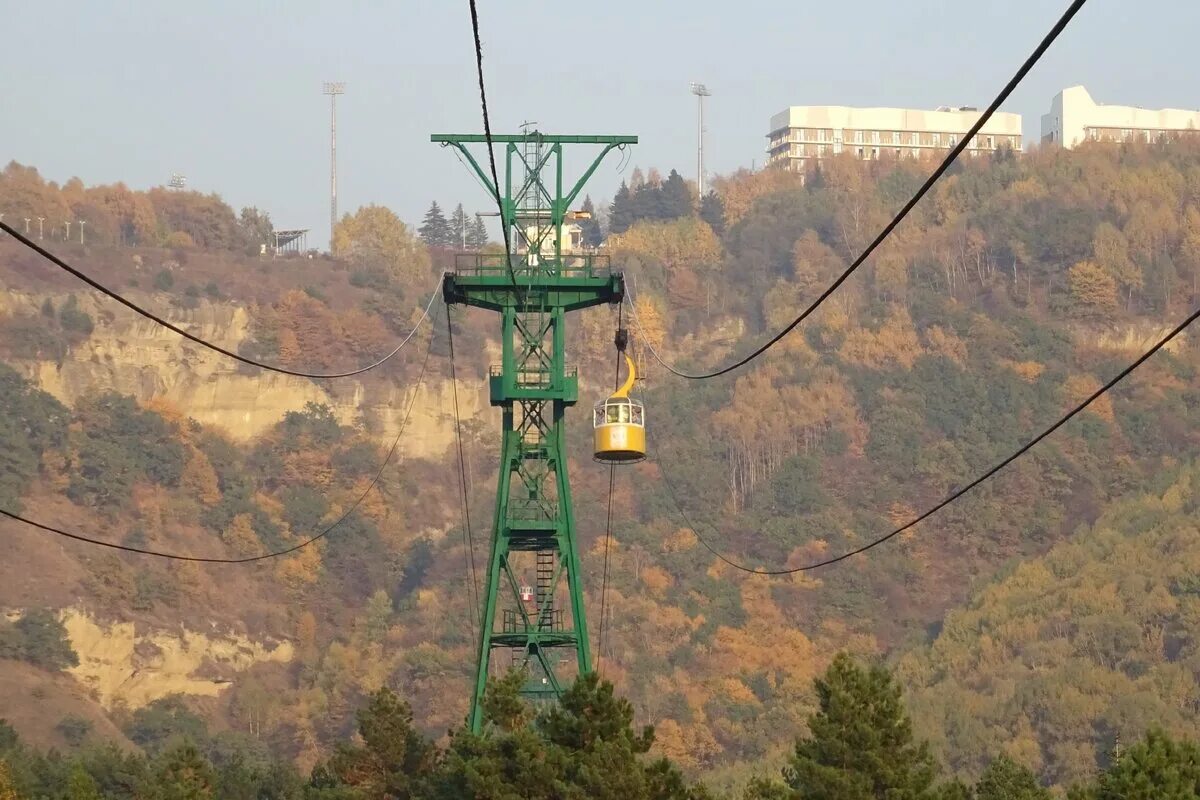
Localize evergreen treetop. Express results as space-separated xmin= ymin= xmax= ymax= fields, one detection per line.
xmin=418 ymin=201 xmax=452 ymax=248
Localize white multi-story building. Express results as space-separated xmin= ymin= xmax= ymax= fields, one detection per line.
xmin=1041 ymin=86 xmax=1200 ymax=148
xmin=766 ymin=105 xmax=1022 ymax=172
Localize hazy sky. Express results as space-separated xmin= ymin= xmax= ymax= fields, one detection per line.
xmin=3 ymin=0 xmax=1197 ymax=249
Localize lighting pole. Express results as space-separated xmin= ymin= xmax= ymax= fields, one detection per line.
xmin=79 ymin=220 xmax=86 ymax=244
xmin=323 ymin=81 xmax=345 ymax=255
xmin=24 ymin=218 xmax=31 ymax=234
xmin=690 ymin=82 xmax=711 ymax=197
xmin=36 ymin=217 xmax=45 ymax=240
xmin=64 ymin=221 xmax=71 ymax=241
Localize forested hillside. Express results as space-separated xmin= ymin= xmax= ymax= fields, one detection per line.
xmin=2 ymin=137 xmax=1200 ymax=794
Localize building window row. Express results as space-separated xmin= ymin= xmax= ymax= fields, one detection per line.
xmin=783 ymin=127 xmax=1017 ymax=151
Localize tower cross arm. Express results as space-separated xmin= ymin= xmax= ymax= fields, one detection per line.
xmin=431 ymin=134 xmax=637 ymax=145
xmin=435 ymin=140 xmax=502 ymax=203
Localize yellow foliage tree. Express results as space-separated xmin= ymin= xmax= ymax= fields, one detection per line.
xmin=0 ymin=760 xmax=19 ymax=800
xmin=164 ymin=230 xmax=196 ymax=249
xmin=1068 ymin=260 xmax=1118 ymax=316
xmin=710 ymin=167 xmax=805 ymax=227
xmin=838 ymin=307 xmax=923 ymax=369
xmin=923 ymin=325 xmax=967 ymax=365
xmin=653 ymin=718 xmax=723 ymax=772
xmin=333 ymin=204 xmax=431 ymax=283
xmin=276 ymin=545 xmax=322 ymax=592
xmin=222 ymin=513 xmax=262 ymax=558
xmin=639 ymin=565 xmax=673 ymax=595
xmin=608 ymin=218 xmax=723 ymax=312
xmin=182 ymin=450 xmax=221 ymax=506
xmin=1062 ymin=374 xmax=1114 ymax=422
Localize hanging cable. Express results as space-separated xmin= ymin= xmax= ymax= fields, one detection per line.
xmin=597 ymin=304 xmax=625 ymax=669
xmin=467 ymin=0 xmax=520 ymax=296
xmin=446 ymin=306 xmax=482 ymax=644
xmin=645 ymin=302 xmax=1200 ymax=575
xmin=0 ymin=219 xmax=441 ymax=379
xmin=633 ymin=0 xmax=1088 ymax=381
xmin=0 ymin=307 xmax=441 ymax=563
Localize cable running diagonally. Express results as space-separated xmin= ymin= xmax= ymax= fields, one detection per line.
xmin=0 ymin=309 xmax=440 ymax=563
xmin=639 ymin=0 xmax=1088 ymax=380
xmin=648 ymin=303 xmax=1200 ymax=575
xmin=446 ymin=308 xmax=482 ymax=643
xmin=467 ymin=0 xmax=519 ymax=294
xmin=0 ymin=219 xmax=440 ymax=379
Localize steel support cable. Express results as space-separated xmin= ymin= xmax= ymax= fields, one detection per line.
xmin=0 ymin=219 xmax=442 ymax=379
xmin=446 ymin=308 xmax=482 ymax=644
xmin=0 ymin=308 xmax=441 ymax=563
xmin=636 ymin=0 xmax=1088 ymax=381
xmin=644 ymin=303 xmax=1200 ymax=575
xmin=467 ymin=0 xmax=520 ymax=297
xmin=597 ymin=304 xmax=624 ymax=669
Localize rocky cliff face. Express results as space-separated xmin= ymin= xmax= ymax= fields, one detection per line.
xmin=0 ymin=288 xmax=487 ymax=457
xmin=61 ymin=609 xmax=294 ymax=710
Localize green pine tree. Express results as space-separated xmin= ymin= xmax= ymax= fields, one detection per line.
xmin=322 ymin=687 xmax=435 ymax=800
xmin=609 ymin=182 xmax=634 ymax=235
xmin=579 ymin=196 xmax=604 ymax=248
xmin=448 ymin=203 xmax=469 ymax=250
xmin=418 ymin=201 xmax=451 ymax=248
xmin=152 ymin=742 xmax=216 ymax=800
xmin=660 ymin=169 xmax=693 ymax=219
xmin=699 ymin=190 xmax=725 ymax=236
xmin=65 ymin=764 xmax=101 ymax=800
xmin=783 ymin=653 xmax=941 ymax=800
xmin=466 ymin=215 xmax=489 ymax=250
xmin=976 ymin=755 xmax=1050 ymax=800
xmin=1091 ymin=729 xmax=1200 ymax=800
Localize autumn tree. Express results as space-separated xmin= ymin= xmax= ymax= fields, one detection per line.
xmin=334 ymin=205 xmax=431 ymax=285
xmin=1068 ymin=260 xmax=1119 ymax=316
xmin=608 ymin=218 xmax=723 ymax=313
xmin=147 ymin=187 xmax=243 ymax=250
xmin=0 ymin=760 xmax=17 ymax=800
xmin=1091 ymin=222 xmax=1140 ymax=306
xmin=237 ymin=207 xmax=274 ymax=251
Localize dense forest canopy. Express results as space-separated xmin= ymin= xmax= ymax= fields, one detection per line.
xmin=2 ymin=137 xmax=1200 ymax=795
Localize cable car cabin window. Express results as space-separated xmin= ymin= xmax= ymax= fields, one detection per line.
xmin=606 ymin=404 xmax=631 ymax=424
xmin=594 ymin=407 xmax=605 ymax=427
xmin=632 ymin=405 xmax=643 ymax=425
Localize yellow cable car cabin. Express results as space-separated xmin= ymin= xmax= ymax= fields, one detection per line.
xmin=594 ymin=353 xmax=646 ymax=463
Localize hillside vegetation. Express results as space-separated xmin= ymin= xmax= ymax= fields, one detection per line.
xmin=1 ymin=138 xmax=1200 ymax=792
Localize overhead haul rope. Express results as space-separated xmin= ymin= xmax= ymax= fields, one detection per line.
xmin=0 ymin=307 xmax=441 ymax=563
xmin=466 ymin=0 xmax=520 ymax=297
xmin=636 ymin=0 xmax=1089 ymax=380
xmin=0 ymin=219 xmax=441 ymax=379
xmin=597 ymin=303 xmax=625 ymax=669
xmin=446 ymin=307 xmax=482 ymax=645
xmin=635 ymin=299 xmax=1200 ymax=575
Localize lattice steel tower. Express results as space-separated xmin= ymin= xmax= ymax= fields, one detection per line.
xmin=434 ymin=131 xmax=636 ymax=733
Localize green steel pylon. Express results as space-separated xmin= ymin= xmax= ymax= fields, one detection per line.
xmin=433 ymin=131 xmax=637 ymax=733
